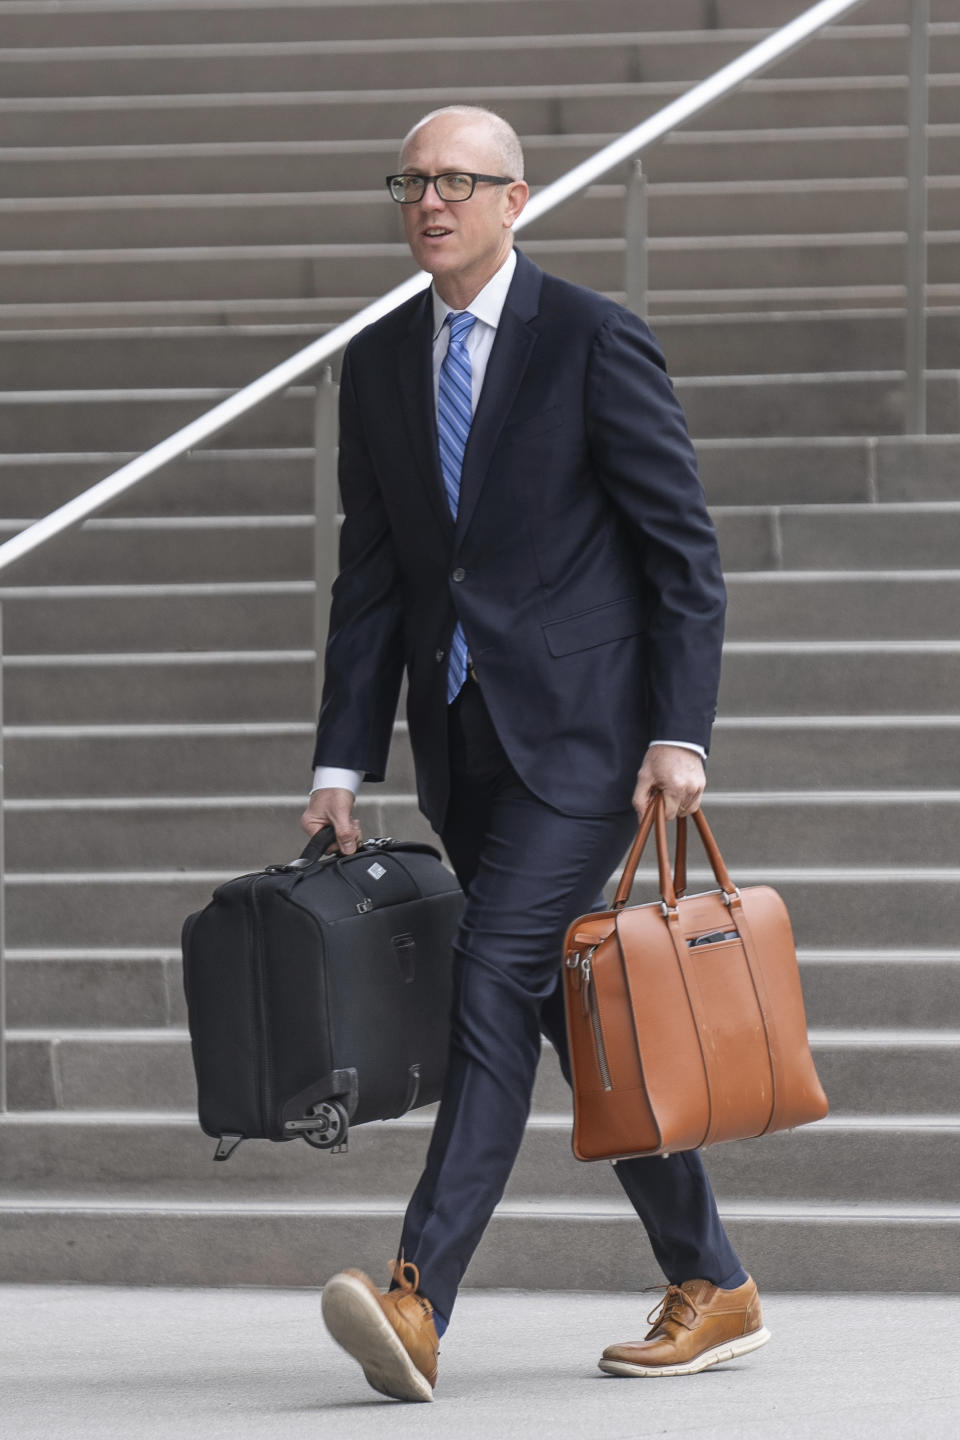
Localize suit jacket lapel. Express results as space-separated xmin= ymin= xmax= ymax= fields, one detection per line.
xmin=454 ymin=251 xmax=542 ymax=547
xmin=395 ymin=290 xmax=454 ymax=542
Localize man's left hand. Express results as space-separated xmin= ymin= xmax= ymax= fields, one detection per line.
xmin=633 ymin=745 xmax=706 ymax=823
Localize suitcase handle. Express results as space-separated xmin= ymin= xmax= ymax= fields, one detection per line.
xmin=612 ymin=795 xmax=738 ymax=912
xmin=297 ymin=825 xmax=339 ymax=865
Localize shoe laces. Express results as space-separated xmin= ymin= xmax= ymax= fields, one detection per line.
xmin=387 ymin=1257 xmax=434 ymax=1324
xmin=646 ymin=1284 xmax=700 ymax=1333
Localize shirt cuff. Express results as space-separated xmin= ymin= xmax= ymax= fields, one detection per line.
xmin=311 ymin=765 xmax=364 ymax=796
xmin=648 ymin=740 xmax=707 ymax=761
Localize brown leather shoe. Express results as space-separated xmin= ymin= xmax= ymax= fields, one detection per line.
xmin=321 ymin=1259 xmax=439 ymax=1402
xmin=599 ymin=1275 xmax=770 ymax=1377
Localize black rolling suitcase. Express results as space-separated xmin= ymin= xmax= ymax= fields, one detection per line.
xmin=181 ymin=826 xmax=463 ymax=1161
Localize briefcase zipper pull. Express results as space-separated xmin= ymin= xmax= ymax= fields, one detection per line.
xmin=579 ymin=948 xmax=597 ymax=1015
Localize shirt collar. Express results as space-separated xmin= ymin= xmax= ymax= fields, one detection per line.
xmin=431 ymin=247 xmax=517 ymax=340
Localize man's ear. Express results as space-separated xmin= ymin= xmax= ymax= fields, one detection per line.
xmin=504 ymin=180 xmax=530 ymax=228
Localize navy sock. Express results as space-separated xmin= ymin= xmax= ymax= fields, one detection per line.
xmin=432 ymin=1310 xmax=448 ymax=1338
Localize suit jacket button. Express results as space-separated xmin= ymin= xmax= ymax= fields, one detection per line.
xmin=435 ymin=648 xmax=445 ymax=663
xmin=451 ymin=567 xmax=466 ymax=583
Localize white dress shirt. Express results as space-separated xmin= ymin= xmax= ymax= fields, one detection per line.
xmin=311 ymin=248 xmax=702 ymax=798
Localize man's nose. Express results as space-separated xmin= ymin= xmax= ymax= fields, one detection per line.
xmin=419 ymin=182 xmax=446 ymax=211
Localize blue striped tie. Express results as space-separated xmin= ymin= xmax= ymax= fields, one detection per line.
xmin=437 ymin=309 xmax=477 ymax=702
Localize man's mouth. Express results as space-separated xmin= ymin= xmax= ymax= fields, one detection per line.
xmin=422 ymin=227 xmax=453 ymax=238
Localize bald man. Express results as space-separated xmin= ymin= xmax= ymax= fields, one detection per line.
xmin=304 ymin=106 xmax=768 ymax=1401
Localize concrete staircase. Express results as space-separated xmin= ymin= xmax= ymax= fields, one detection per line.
xmin=0 ymin=0 xmax=958 ymax=1292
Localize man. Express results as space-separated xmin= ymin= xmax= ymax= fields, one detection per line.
xmin=302 ymin=106 xmax=769 ymax=1402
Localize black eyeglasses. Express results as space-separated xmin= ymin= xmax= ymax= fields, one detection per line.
xmin=385 ymin=172 xmax=515 ymax=204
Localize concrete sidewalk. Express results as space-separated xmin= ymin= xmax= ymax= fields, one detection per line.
xmin=0 ymin=1286 xmax=954 ymax=1439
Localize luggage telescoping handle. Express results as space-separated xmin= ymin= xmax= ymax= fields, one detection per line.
xmin=612 ymin=794 xmax=739 ymax=912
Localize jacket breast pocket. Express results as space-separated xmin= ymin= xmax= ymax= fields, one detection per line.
xmin=543 ymin=596 xmax=645 ymax=657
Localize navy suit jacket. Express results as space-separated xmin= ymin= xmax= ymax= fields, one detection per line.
xmin=312 ymin=249 xmax=726 ymax=831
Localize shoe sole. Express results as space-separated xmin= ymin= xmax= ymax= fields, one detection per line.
xmin=598 ymin=1325 xmax=771 ymax=1378
xmin=321 ymin=1272 xmax=434 ymax=1403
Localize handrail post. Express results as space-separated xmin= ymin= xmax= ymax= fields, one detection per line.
xmin=625 ymin=159 xmax=649 ymax=320
xmin=904 ymin=0 xmax=929 ymax=435
xmin=313 ymin=366 xmax=340 ymax=715
xmin=0 ymin=599 xmax=6 ymax=1113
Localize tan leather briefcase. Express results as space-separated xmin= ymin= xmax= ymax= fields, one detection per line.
xmin=562 ymin=795 xmax=828 ymax=1161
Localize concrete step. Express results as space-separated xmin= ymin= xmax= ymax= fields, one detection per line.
xmin=717 ymin=502 xmax=960 ymax=571
xmin=3 ymin=868 xmax=957 ymax=949
xmin=3 ymin=642 xmax=959 ymax=725
xmin=699 ymin=434 xmax=960 ymax=506
xmin=1 ymin=1109 xmax=958 ymax=1207
xmin=3 ymin=28 xmax=960 ymax=100
xmin=2 ymin=235 xmax=959 ymax=310
xmin=7 ymin=506 xmax=960 ymax=591
xmin=7 ymin=1021 xmax=959 ymax=1117
xmin=718 ymin=642 xmax=960 ymax=714
xmin=0 ymin=518 xmax=316 ymax=585
xmin=4 ymin=791 xmax=957 ymax=872
xmin=0 ymin=375 xmax=957 ymax=457
xmin=1 ymin=0 xmax=951 ymax=48
xmin=725 ymin=573 xmax=960 ymax=640
xmin=2 ymin=127 xmax=958 ymax=202
xmin=0 ymin=1 xmax=758 ymax=50
xmin=3 ymin=180 xmax=960 ymax=254
xmin=3 ymin=311 xmax=960 ymax=394
xmin=1 ymin=570 xmax=957 ymax=653
xmin=6 ymin=948 xmax=957 ymax=1034
xmin=6 ymin=716 xmax=960 ymax=799
xmin=0 ymin=434 xmax=954 ymax=520
xmin=4 ymin=78 xmax=960 ymax=150
xmin=0 ymin=1190 xmax=956 ymax=1290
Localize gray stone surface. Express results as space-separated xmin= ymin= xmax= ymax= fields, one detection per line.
xmin=0 ymin=1285 xmax=957 ymax=1440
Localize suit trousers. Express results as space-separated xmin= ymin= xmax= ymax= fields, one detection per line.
xmin=396 ymin=676 xmax=746 ymax=1323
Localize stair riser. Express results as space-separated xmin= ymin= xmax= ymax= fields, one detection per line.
xmin=5 ymin=507 xmax=960 ymax=587
xmin=3 ymin=651 xmax=958 ymax=725
xmin=4 ymin=32 xmax=960 ymax=101
xmin=1 ymin=1116 xmax=957 ymax=1205
xmin=0 ymin=0 xmax=943 ymax=48
xmin=3 ymin=314 xmax=960 ymax=391
xmin=0 ymin=1 xmax=730 ymax=50
xmin=9 ymin=954 xmax=957 ymax=1032
xmin=4 ymin=577 xmax=958 ymax=652
xmin=4 ymin=131 xmax=960 ymax=202
xmin=7 ymin=83 xmax=960 ymax=149
xmin=7 ymin=721 xmax=957 ymax=799
xmin=0 ymin=1208 xmax=954 ymax=1290
xmin=1 ymin=377 xmax=957 ymax=457
xmin=7 ymin=1028 xmax=958 ymax=1115
xmin=6 ymin=795 xmax=956 ymax=871
xmin=5 ymin=189 xmax=960 ymax=254
xmin=8 ymin=873 xmax=956 ymax=950
xmin=3 ymin=241 xmax=960 ymax=310
xmin=0 ymin=437 xmax=952 ymax=518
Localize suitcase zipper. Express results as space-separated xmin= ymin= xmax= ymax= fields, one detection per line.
xmin=580 ymin=950 xmax=613 ymax=1092
xmin=248 ymin=877 xmax=274 ymax=1130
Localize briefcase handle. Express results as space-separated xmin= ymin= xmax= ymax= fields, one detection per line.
xmin=298 ymin=824 xmax=339 ymax=863
xmin=612 ymin=795 xmax=738 ymax=912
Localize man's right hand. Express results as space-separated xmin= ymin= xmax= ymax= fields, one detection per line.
xmin=300 ymin=787 xmax=362 ymax=856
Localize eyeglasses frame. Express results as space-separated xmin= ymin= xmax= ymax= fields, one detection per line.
xmin=385 ymin=172 xmax=516 ymax=204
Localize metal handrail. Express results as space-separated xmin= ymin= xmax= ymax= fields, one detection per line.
xmin=0 ymin=0 xmax=870 ymax=580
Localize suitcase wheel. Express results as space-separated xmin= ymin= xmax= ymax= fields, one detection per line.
xmin=302 ymin=1099 xmax=349 ymax=1151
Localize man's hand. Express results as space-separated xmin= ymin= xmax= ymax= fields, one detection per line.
xmin=632 ymin=745 xmax=706 ymax=823
xmin=300 ymin=787 xmax=362 ymax=856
